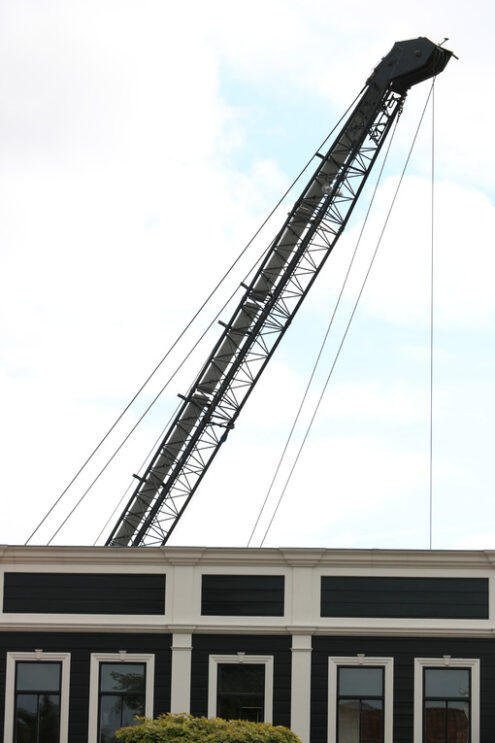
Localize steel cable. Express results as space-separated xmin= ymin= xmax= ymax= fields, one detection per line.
xmin=28 ymin=88 xmax=365 ymax=545
xmin=247 ymin=110 xmax=400 ymax=547
xmin=257 ymin=82 xmax=436 ymax=547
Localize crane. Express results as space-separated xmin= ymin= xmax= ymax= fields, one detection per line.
xmin=106 ymin=37 xmax=453 ymax=547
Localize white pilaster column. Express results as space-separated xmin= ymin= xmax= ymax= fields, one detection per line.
xmin=170 ymin=633 xmax=193 ymax=714
xmin=290 ymin=634 xmax=312 ymax=743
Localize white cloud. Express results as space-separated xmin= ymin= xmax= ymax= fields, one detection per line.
xmin=316 ymin=176 xmax=495 ymax=328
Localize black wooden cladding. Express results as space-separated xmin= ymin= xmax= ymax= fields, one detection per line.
xmin=310 ymin=635 xmax=495 ymax=743
xmin=0 ymin=631 xmax=172 ymax=743
xmin=321 ymin=576 xmax=488 ymax=618
xmin=3 ymin=573 xmax=166 ymax=615
xmin=190 ymin=634 xmax=291 ymax=728
xmin=201 ymin=574 xmax=284 ymax=616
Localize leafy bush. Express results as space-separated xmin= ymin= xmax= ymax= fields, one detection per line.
xmin=115 ymin=712 xmax=302 ymax=742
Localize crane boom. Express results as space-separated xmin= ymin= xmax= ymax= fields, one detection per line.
xmin=107 ymin=37 xmax=452 ymax=547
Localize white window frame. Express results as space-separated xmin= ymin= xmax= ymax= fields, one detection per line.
xmin=208 ymin=653 xmax=274 ymax=723
xmin=3 ymin=651 xmax=71 ymax=743
xmin=328 ymin=655 xmax=394 ymax=743
xmin=414 ymin=656 xmax=480 ymax=743
xmin=88 ymin=652 xmax=154 ymax=743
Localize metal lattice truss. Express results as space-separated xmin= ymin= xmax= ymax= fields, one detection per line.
xmin=107 ymin=86 xmax=404 ymax=547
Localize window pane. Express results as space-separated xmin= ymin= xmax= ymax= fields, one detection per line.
xmin=361 ymin=700 xmax=383 ymax=743
xmin=121 ymin=693 xmax=145 ymax=727
xmin=15 ymin=693 xmax=61 ymax=743
xmin=424 ymin=669 xmax=470 ymax=698
xmin=100 ymin=664 xmax=145 ymax=693
xmin=100 ymin=694 xmax=122 ymax=743
xmin=217 ymin=665 xmax=265 ymax=721
xmin=447 ymin=701 xmax=469 ymax=743
xmin=425 ymin=700 xmax=446 ymax=743
xmin=339 ymin=667 xmax=383 ymax=697
xmin=16 ymin=662 xmax=61 ymax=692
xmin=239 ymin=706 xmax=263 ymax=723
xmin=218 ymin=693 xmax=264 ymax=721
xmin=218 ymin=664 xmax=265 ymax=694
xmin=338 ymin=699 xmax=360 ymax=743
xmin=39 ymin=694 xmax=61 ymax=743
xmin=15 ymin=694 xmax=38 ymax=743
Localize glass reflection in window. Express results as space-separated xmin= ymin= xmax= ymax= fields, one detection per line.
xmin=337 ymin=666 xmax=384 ymax=743
xmin=423 ymin=668 xmax=470 ymax=743
xmin=98 ymin=663 xmax=146 ymax=743
xmin=217 ymin=663 xmax=265 ymax=722
xmin=15 ymin=661 xmax=61 ymax=743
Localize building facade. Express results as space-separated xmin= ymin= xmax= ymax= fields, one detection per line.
xmin=1 ymin=545 xmax=494 ymax=742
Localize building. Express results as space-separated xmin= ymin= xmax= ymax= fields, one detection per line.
xmin=1 ymin=544 xmax=493 ymax=742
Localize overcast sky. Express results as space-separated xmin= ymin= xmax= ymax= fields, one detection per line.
xmin=1 ymin=0 xmax=494 ymax=550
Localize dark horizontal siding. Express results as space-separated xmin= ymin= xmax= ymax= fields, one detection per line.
xmin=191 ymin=634 xmax=291 ymax=728
xmin=311 ymin=635 xmax=495 ymax=743
xmin=3 ymin=573 xmax=165 ymax=615
xmin=201 ymin=575 xmax=284 ymax=616
xmin=321 ymin=576 xmax=488 ymax=618
xmin=0 ymin=631 xmax=172 ymax=743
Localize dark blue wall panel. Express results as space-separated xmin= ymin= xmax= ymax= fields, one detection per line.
xmin=311 ymin=635 xmax=495 ymax=743
xmin=190 ymin=634 xmax=291 ymax=728
xmin=321 ymin=576 xmax=488 ymax=618
xmin=3 ymin=573 xmax=166 ymax=615
xmin=201 ymin=575 xmax=284 ymax=616
xmin=0 ymin=631 xmax=172 ymax=743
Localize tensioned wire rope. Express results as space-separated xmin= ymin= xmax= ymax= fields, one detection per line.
xmin=253 ymin=80 xmax=437 ymax=547
xmin=26 ymin=87 xmax=366 ymax=546
xmin=247 ymin=102 xmax=401 ymax=546
xmin=104 ymin=111 xmax=398 ymax=550
xmin=429 ymin=81 xmax=436 ymax=550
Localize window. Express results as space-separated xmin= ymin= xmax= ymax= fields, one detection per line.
xmin=3 ymin=652 xmax=70 ymax=743
xmin=328 ymin=656 xmax=393 ymax=743
xmin=15 ymin=662 xmax=61 ymax=742
xmin=99 ymin=663 xmax=146 ymax=741
xmin=414 ymin=658 xmax=480 ymax=743
xmin=337 ymin=667 xmax=384 ymax=742
xmin=208 ymin=654 xmax=273 ymax=723
xmin=88 ymin=653 xmax=154 ymax=743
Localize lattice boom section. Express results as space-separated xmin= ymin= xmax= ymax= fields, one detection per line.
xmin=108 ymin=89 xmax=403 ymax=547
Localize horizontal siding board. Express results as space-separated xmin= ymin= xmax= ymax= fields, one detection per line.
xmin=3 ymin=573 xmax=166 ymax=615
xmin=311 ymin=635 xmax=495 ymax=743
xmin=190 ymin=634 xmax=291 ymax=728
xmin=1 ymin=632 xmax=495 ymax=743
xmin=321 ymin=577 xmax=488 ymax=618
xmin=0 ymin=631 xmax=172 ymax=743
xmin=201 ymin=575 xmax=284 ymax=616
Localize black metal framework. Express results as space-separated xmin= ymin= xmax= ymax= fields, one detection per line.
xmin=217 ymin=663 xmax=265 ymax=722
xmin=423 ymin=668 xmax=470 ymax=743
xmin=98 ymin=662 xmax=146 ymax=743
xmin=106 ymin=38 xmax=452 ymax=547
xmin=337 ymin=666 xmax=384 ymax=743
xmin=14 ymin=661 xmax=62 ymax=743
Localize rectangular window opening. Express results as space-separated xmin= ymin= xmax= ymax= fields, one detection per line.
xmin=337 ymin=666 xmax=384 ymax=743
xmin=4 ymin=654 xmax=70 ymax=743
xmin=14 ymin=661 xmax=62 ymax=743
xmin=208 ymin=655 xmax=273 ymax=724
xmin=423 ymin=668 xmax=470 ymax=743
xmin=217 ymin=663 xmax=265 ymax=722
xmin=88 ymin=653 xmax=154 ymax=743
xmin=414 ymin=658 xmax=479 ymax=743
xmin=98 ymin=663 xmax=146 ymax=743
xmin=328 ymin=656 xmax=393 ymax=743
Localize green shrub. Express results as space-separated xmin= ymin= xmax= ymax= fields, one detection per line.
xmin=115 ymin=712 xmax=302 ymax=742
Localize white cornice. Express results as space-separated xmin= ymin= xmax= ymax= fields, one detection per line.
xmin=2 ymin=545 xmax=495 ymax=570
xmin=1 ymin=619 xmax=495 ymax=639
